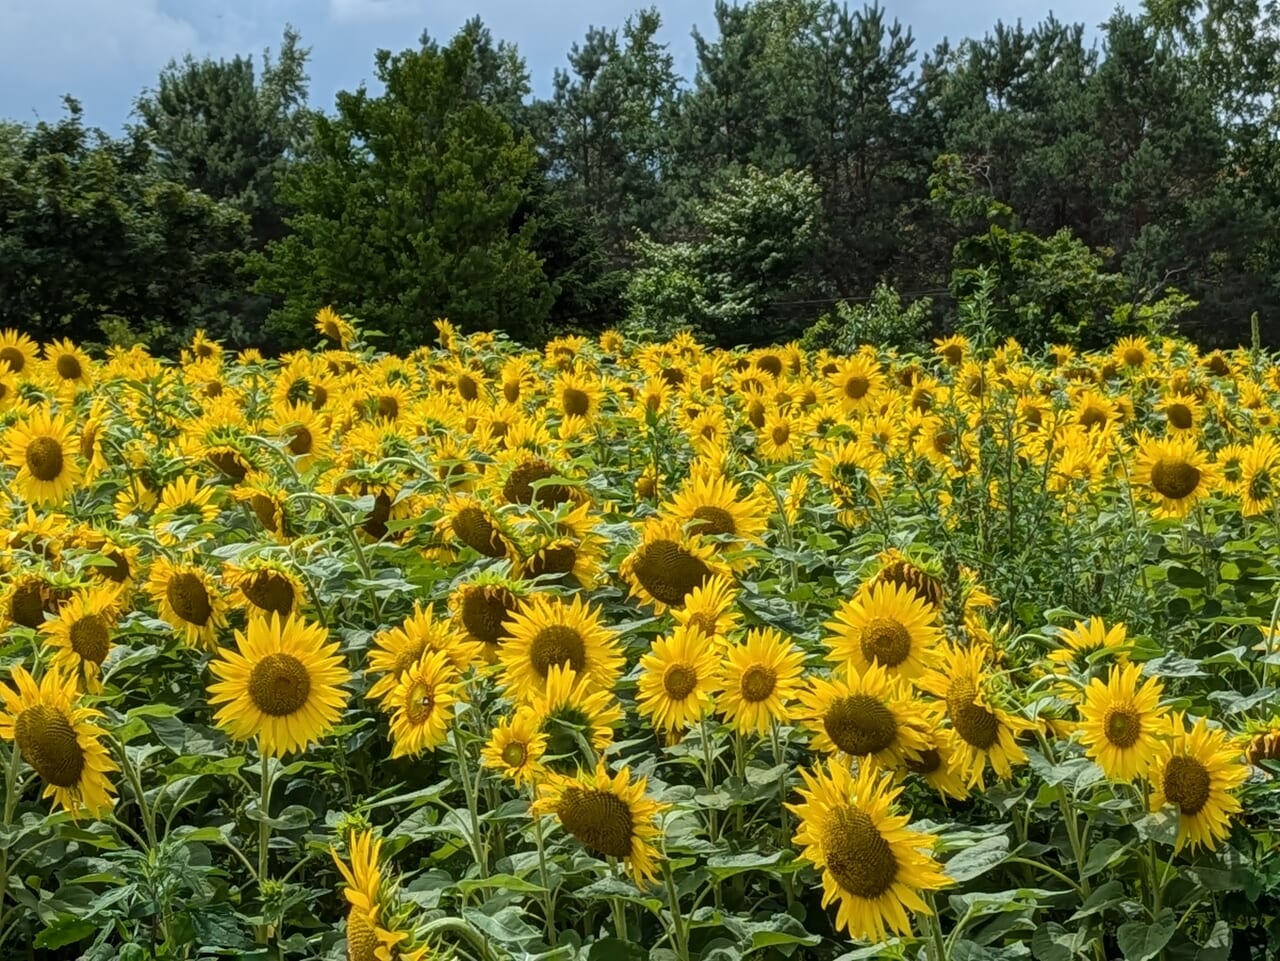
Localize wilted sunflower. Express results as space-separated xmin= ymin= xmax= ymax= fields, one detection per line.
xmin=636 ymin=624 xmax=722 ymax=736
xmin=0 ymin=666 xmax=117 ymax=817
xmin=788 ymin=760 xmax=949 ymax=941
xmin=367 ymin=603 xmax=480 ymax=706
xmin=532 ymin=760 xmax=667 ymax=886
xmin=1149 ymin=714 xmax=1248 ymax=853
xmin=1132 ymin=434 xmax=1219 ymax=518
xmin=499 ymin=594 xmax=622 ymax=701
xmin=386 ymin=650 xmax=459 ymax=758
xmin=224 ymin=558 xmax=306 ymax=621
xmin=208 ymin=612 xmax=351 ymax=757
xmin=5 ymin=407 xmax=82 ymax=505
xmin=825 ymin=581 xmax=943 ymax=682
xmin=315 ymin=305 xmax=356 ymax=349
xmin=718 ymin=627 xmax=806 ymax=736
xmin=43 ymin=584 xmax=121 ymax=693
xmin=620 ymin=515 xmax=728 ymax=613
xmin=917 ymin=645 xmax=1032 ymax=789
xmin=146 ymin=559 xmax=227 ymax=650
xmin=331 ymin=829 xmax=428 ymax=961
xmin=800 ymin=666 xmax=932 ymax=771
xmin=481 ymin=708 xmax=548 ymax=787
xmin=527 ymin=664 xmax=623 ymax=771
xmin=1077 ymin=662 xmax=1167 ymax=781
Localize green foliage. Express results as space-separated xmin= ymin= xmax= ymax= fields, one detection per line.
xmin=800 ymin=282 xmax=931 ymax=353
xmin=251 ymin=27 xmax=554 ymax=350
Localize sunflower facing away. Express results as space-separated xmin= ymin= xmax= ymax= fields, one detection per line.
xmin=208 ymin=612 xmax=351 ymax=757
xmin=800 ymin=666 xmax=932 ymax=771
xmin=448 ymin=575 xmax=525 ymax=656
xmin=718 ymin=626 xmax=806 ymax=736
xmin=620 ymin=514 xmax=728 ymax=613
xmin=481 ymin=708 xmax=548 ymax=787
xmin=146 ymin=558 xmax=228 ymax=650
xmin=499 ymin=593 xmax=623 ymax=701
xmin=917 ymin=645 xmax=1032 ymax=789
xmin=331 ymin=828 xmax=428 ymax=961
xmin=1149 ymin=714 xmax=1249 ymax=853
xmin=0 ymin=666 xmax=117 ymax=817
xmin=904 ymin=728 xmax=971 ymax=802
xmin=5 ymin=407 xmax=82 ymax=506
xmin=532 ymin=760 xmax=668 ymax=886
xmin=43 ymin=584 xmax=121 ymax=693
xmin=386 ymin=650 xmax=459 ymax=758
xmin=788 ymin=759 xmax=949 ymax=941
xmin=636 ymin=624 xmax=722 ymax=737
xmin=315 ymin=306 xmax=356 ymax=350
xmin=1077 ymin=662 xmax=1168 ymax=781
xmin=824 ymin=581 xmax=943 ymax=681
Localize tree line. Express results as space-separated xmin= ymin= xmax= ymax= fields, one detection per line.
xmin=2 ymin=0 xmax=1278 ymax=354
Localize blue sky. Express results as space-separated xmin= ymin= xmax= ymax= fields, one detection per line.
xmin=0 ymin=0 xmax=1124 ymax=131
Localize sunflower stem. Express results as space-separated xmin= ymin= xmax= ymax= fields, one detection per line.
xmin=452 ymin=728 xmax=488 ymax=881
xmin=256 ymin=749 xmax=278 ymax=949
xmin=1055 ymin=784 xmax=1092 ymax=899
xmin=115 ymin=735 xmax=157 ymax=849
xmin=923 ymin=894 xmax=949 ymax=961
xmin=660 ymin=856 xmax=690 ymax=961
xmin=0 ymin=742 xmax=19 ymax=946
xmin=531 ymin=807 xmax=558 ymax=943
xmin=698 ymin=716 xmax=719 ymax=841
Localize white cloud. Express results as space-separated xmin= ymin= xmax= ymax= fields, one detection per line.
xmin=0 ymin=0 xmax=198 ymax=71
xmin=328 ymin=0 xmax=423 ymax=23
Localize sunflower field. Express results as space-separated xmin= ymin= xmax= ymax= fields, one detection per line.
xmin=2 ymin=315 xmax=1280 ymax=961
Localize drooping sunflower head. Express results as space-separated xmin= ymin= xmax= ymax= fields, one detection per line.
xmin=620 ymin=515 xmax=729 ymax=614
xmin=786 ymin=759 xmax=950 ymax=941
xmin=532 ymin=760 xmax=668 ymax=887
xmin=224 ymin=557 xmax=306 ymax=621
xmin=870 ymin=549 xmax=945 ymax=611
xmin=145 ymin=558 xmax=227 ymax=651
xmin=436 ymin=493 xmax=512 ymax=560
xmin=315 ymin=306 xmax=356 ymax=349
xmin=718 ymin=626 xmax=806 ymax=736
xmin=1046 ymin=616 xmax=1129 ymax=697
xmin=499 ymin=593 xmax=623 ymax=701
xmin=448 ymin=574 xmax=526 ymax=657
xmin=0 ymin=666 xmax=118 ymax=818
xmin=208 ymin=612 xmax=351 ymax=757
xmin=824 ymin=580 xmax=943 ymax=681
xmin=330 ymin=828 xmax=427 ymax=961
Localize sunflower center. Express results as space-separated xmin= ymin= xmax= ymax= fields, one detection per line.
xmin=25 ymin=436 xmax=65 ymax=482
xmin=1079 ymin=406 xmax=1108 ymax=429
xmin=11 ymin=580 xmax=47 ymax=629
xmin=947 ymin=678 xmax=1001 ymax=750
xmin=461 ymin=587 xmax=515 ymax=645
xmin=1163 ymin=755 xmax=1212 ymax=815
xmin=757 ymin=355 xmax=783 ymax=376
xmin=529 ymin=625 xmax=586 ymax=678
xmin=452 ymin=506 xmax=507 ymax=557
xmin=0 ymin=346 xmax=26 ymax=372
xmin=55 ymin=354 xmax=83 ymax=380
xmin=558 ymin=787 xmax=635 ymax=859
xmin=1150 ymin=459 xmax=1201 ymax=500
xmin=740 ymin=664 xmax=777 ymax=703
xmin=771 ymin=424 xmax=791 ymax=446
xmin=824 ymin=694 xmax=899 ymax=756
xmin=376 ymin=395 xmax=399 ymax=420
xmin=250 ymin=493 xmax=282 ymax=533
xmin=457 ymin=373 xmax=479 ymax=402
xmin=69 ymin=614 xmax=111 ymax=665
xmin=243 ymin=572 xmax=296 ymax=617
xmin=1166 ymin=404 xmax=1193 ymax=430
xmin=663 ymin=663 xmax=699 ymax=701
xmin=843 ymin=375 xmax=871 ymax=400
xmin=15 ymin=704 xmax=85 ymax=788
xmin=876 ymin=562 xmax=943 ymax=608
xmin=504 ymin=459 xmax=570 ymax=507
xmin=1123 ymin=347 xmax=1146 ymax=367
xmin=691 ymin=506 xmax=737 ymax=538
xmin=248 ymin=653 xmax=312 ymax=717
xmin=404 ymin=681 xmax=435 ymax=724
xmin=1248 ymin=470 xmax=1273 ymax=503
xmin=1104 ymin=707 xmax=1142 ymax=749
xmin=102 ymin=550 xmax=131 ymax=583
xmin=562 ymin=388 xmax=591 ymax=417
xmin=860 ymin=617 xmax=913 ymax=669
xmin=346 ymin=906 xmax=380 ymax=961
xmin=526 ymin=545 xmax=578 ymax=579
xmin=821 ymin=806 xmax=899 ymax=899
xmin=907 ymin=748 xmax=943 ymax=775
xmin=501 ymin=741 xmax=528 ymax=767
xmin=167 ymin=573 xmax=212 ymax=627
xmin=631 ymin=539 xmax=712 ymax=607
xmin=287 ymin=426 xmax=313 ymax=456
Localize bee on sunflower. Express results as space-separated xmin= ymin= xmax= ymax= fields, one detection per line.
xmin=481 ymin=708 xmax=548 ymax=787
xmin=385 ymin=650 xmax=459 ymax=758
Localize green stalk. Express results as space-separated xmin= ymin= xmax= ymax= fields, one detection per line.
xmin=660 ymin=858 xmax=690 ymax=961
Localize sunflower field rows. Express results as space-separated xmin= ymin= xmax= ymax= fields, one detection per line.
xmin=1 ymin=318 xmax=1279 ymax=961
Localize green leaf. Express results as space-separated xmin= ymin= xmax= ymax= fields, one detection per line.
xmin=1134 ymin=809 xmax=1180 ymax=847
xmin=1081 ymin=837 xmax=1129 ymax=877
xmin=34 ymin=918 xmax=98 ymax=950
xmin=1117 ymin=909 xmax=1176 ymax=961
xmin=706 ymin=850 xmax=785 ymax=879
xmin=589 ymin=939 xmax=647 ymax=961
xmin=457 ymin=873 xmax=546 ymax=894
xmin=944 ymin=835 xmax=1009 ymax=882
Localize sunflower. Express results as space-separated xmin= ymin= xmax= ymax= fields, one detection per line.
xmin=0 ymin=363 xmax=17 ymax=412
xmin=757 ymin=408 xmax=806 ymax=462
xmin=827 ymin=355 xmax=886 ymax=414
xmin=385 ymin=650 xmax=459 ymax=758
xmin=493 ymin=450 xmax=578 ymax=508
xmin=437 ymin=493 xmax=512 ymax=559
xmin=499 ymin=594 xmax=622 ymax=701
xmin=208 ymin=612 xmax=351 ymax=757
xmin=904 ymin=728 xmax=970 ymax=801
xmin=670 ymin=573 xmax=741 ymax=642
xmin=367 ymin=603 xmax=480 ymax=706
xmin=514 ymin=532 xmax=605 ymax=588
xmin=0 ymin=666 xmax=117 ymax=817
xmin=0 ymin=329 xmax=38 ymax=376
xmin=718 ymin=627 xmax=806 ymax=736
xmin=788 ymin=760 xmax=949 ymax=941
xmin=620 ymin=515 xmax=728 ymax=613
xmin=1077 ymin=662 xmax=1167 ymax=781
xmin=153 ymin=475 xmax=220 ymax=545
xmin=1132 ymin=434 xmax=1220 ymax=518
xmin=331 ymin=829 xmax=428 ymax=961
xmin=230 ymin=474 xmax=293 ymax=541
xmin=532 ymin=760 xmax=667 ymax=886
xmin=41 ymin=338 xmax=94 ymax=396
xmin=916 ymin=645 xmax=1031 ymax=789
xmin=146 ymin=559 xmax=227 ymax=650
xmin=481 ymin=708 xmax=548 ymax=787
xmin=824 ymin=581 xmax=943 ymax=682
xmin=527 ymin=663 xmax=623 ymax=771
xmin=448 ymin=575 xmax=525 ymax=656
xmin=1159 ymin=392 xmax=1201 ymax=433
xmin=1047 ymin=617 xmax=1129 ymax=700
xmin=266 ymin=402 xmax=331 ymax=471
xmin=1113 ymin=335 xmax=1155 ymax=372
xmin=933 ymin=334 xmax=968 ymax=367
xmin=553 ymin=371 xmax=605 ymax=422
xmin=1149 ymin=714 xmax=1248 ymax=853
xmin=5 ymin=407 xmax=81 ymax=505
xmin=1239 ymin=434 xmax=1280 ymax=517
xmin=636 ymin=624 xmax=721 ymax=736
xmin=812 ymin=438 xmax=887 ymax=524
xmin=224 ymin=557 xmax=306 ymax=621
xmin=663 ymin=469 xmax=771 ymax=552
xmin=43 ymin=584 xmax=121 ymax=692
xmin=1071 ymin=390 xmax=1119 ymax=433
xmin=315 ymin=306 xmax=356 ymax=349
xmin=800 ymin=668 xmax=932 ymax=771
